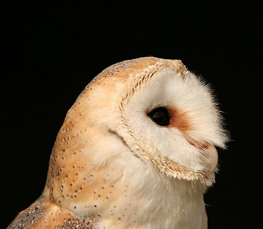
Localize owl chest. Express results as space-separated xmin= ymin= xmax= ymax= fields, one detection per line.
xmin=58 ymin=146 xmax=207 ymax=228
xmin=91 ymin=172 xmax=207 ymax=229
xmin=131 ymin=181 xmax=207 ymax=229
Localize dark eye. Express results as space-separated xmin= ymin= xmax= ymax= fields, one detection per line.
xmin=147 ymin=107 xmax=170 ymax=126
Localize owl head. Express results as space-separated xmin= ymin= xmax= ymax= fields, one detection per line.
xmin=8 ymin=57 xmax=229 ymax=229
xmin=50 ymin=57 xmax=228 ymax=191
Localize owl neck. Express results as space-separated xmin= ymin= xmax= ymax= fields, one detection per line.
xmin=43 ymin=123 xmax=208 ymax=228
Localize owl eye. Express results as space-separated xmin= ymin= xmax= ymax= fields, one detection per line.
xmin=147 ymin=107 xmax=170 ymax=126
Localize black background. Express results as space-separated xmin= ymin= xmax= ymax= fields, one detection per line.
xmin=2 ymin=0 xmax=263 ymax=228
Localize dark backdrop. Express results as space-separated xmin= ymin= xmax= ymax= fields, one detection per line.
xmin=2 ymin=0 xmax=262 ymax=228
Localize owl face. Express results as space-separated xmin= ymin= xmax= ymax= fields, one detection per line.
xmin=64 ymin=57 xmax=227 ymax=187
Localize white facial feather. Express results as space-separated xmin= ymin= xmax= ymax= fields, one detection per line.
xmin=8 ymin=57 xmax=228 ymax=229
xmin=119 ymin=62 xmax=227 ymax=184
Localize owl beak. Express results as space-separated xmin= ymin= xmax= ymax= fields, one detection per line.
xmin=200 ymin=143 xmax=218 ymax=174
xmin=189 ymin=140 xmax=218 ymax=174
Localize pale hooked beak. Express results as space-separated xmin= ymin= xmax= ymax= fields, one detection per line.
xmin=200 ymin=143 xmax=218 ymax=173
xmin=189 ymin=140 xmax=219 ymax=174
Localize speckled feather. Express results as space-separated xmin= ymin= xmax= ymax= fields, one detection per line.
xmin=8 ymin=57 xmax=228 ymax=229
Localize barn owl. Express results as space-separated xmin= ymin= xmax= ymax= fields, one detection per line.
xmin=8 ymin=57 xmax=228 ymax=229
